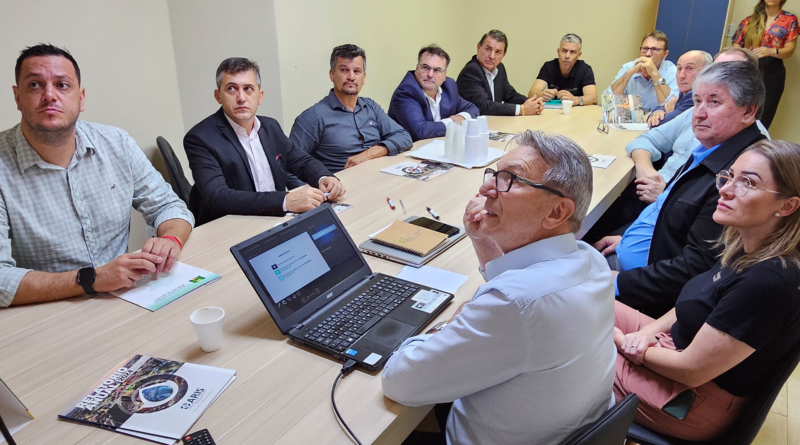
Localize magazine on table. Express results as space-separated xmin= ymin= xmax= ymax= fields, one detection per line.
xmin=58 ymin=354 xmax=236 ymax=444
xmin=380 ymin=161 xmax=454 ymax=181
xmin=601 ymin=93 xmax=647 ymax=129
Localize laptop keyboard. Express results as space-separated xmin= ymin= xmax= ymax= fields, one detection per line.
xmin=303 ymin=277 xmax=420 ymax=352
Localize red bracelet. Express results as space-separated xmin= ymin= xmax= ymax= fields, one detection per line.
xmin=162 ymin=236 xmax=183 ymax=249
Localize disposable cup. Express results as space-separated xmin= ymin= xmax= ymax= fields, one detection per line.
xmin=562 ymin=100 xmax=574 ymax=115
xmin=190 ymin=307 xmax=225 ymax=352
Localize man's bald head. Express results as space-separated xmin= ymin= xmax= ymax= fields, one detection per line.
xmin=675 ymin=50 xmax=712 ymax=93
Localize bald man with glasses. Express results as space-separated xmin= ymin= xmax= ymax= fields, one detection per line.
xmin=604 ymin=30 xmax=678 ymax=111
xmin=389 ymin=44 xmax=479 ymax=141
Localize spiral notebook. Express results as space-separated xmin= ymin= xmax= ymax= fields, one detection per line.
xmin=372 ymin=221 xmax=448 ymax=257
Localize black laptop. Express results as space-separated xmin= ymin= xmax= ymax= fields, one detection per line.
xmin=230 ymin=203 xmax=454 ymax=370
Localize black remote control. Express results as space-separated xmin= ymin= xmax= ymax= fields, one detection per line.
xmin=182 ymin=429 xmax=216 ymax=445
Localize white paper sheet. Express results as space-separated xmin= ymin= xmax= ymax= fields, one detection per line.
xmin=396 ymin=266 xmax=469 ymax=294
xmin=588 ymin=155 xmax=616 ymax=169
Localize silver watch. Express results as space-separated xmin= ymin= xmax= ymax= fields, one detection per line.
xmin=579 ymin=97 xmax=584 ymax=106
xmin=654 ymin=77 xmax=667 ymax=87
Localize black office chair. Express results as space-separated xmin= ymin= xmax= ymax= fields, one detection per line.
xmin=627 ymin=339 xmax=800 ymax=445
xmin=562 ymin=394 xmax=640 ymax=445
xmin=156 ymin=136 xmax=192 ymax=207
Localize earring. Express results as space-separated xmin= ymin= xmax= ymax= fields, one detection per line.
xmin=776 ymin=212 xmax=781 ymax=217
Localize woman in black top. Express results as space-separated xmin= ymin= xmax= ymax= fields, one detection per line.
xmin=612 ymin=139 xmax=800 ymax=441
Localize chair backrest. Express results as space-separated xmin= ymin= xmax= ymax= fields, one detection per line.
xmin=563 ymin=394 xmax=639 ymax=445
xmin=156 ymin=136 xmax=192 ymax=206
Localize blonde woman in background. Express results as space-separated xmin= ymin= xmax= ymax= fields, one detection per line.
xmin=733 ymin=0 xmax=798 ymax=129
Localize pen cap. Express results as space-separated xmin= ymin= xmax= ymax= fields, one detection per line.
xmin=466 ymin=118 xmax=480 ymax=137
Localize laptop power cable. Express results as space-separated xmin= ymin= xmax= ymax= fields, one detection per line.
xmin=332 ymin=359 xmax=363 ymax=445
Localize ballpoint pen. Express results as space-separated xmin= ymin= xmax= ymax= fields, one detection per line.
xmin=399 ymin=200 xmax=407 ymax=215
xmin=386 ymin=197 xmax=396 ymax=210
xmin=426 ymin=207 xmax=440 ymax=220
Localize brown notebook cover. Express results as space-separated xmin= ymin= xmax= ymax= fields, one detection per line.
xmin=372 ymin=220 xmax=448 ymax=257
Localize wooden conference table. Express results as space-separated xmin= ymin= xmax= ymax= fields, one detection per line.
xmin=0 ymin=106 xmax=643 ymax=444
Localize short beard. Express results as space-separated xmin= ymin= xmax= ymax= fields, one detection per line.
xmin=22 ymin=118 xmax=77 ymax=146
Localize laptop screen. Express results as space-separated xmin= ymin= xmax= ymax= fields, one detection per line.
xmin=238 ymin=207 xmax=364 ymax=322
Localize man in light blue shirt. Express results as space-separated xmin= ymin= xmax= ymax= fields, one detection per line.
xmin=604 ymin=30 xmax=678 ymax=111
xmin=0 ymin=44 xmax=193 ymax=307
xmin=383 ymin=131 xmax=615 ymax=445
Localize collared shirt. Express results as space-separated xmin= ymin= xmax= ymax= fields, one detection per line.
xmin=625 ymin=108 xmax=771 ymax=182
xmin=604 ymin=59 xmax=678 ymax=111
xmin=616 ymin=144 xmax=721 ymax=284
xmin=482 ymin=66 xmax=521 ymax=116
xmin=223 ymin=113 xmax=276 ymax=193
xmin=424 ymin=87 xmax=472 ymax=125
xmin=536 ymin=59 xmax=596 ymax=96
xmin=0 ymin=121 xmax=194 ymax=307
xmin=382 ymin=233 xmax=616 ymax=445
xmin=289 ymin=90 xmax=412 ymax=173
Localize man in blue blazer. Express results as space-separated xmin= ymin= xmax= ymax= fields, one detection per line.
xmin=185 ymin=58 xmax=345 ymax=226
xmin=388 ymin=45 xmax=479 ymax=141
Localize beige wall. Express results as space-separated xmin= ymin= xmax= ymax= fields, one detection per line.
xmin=0 ymin=0 xmax=186 ymax=250
xmin=168 ymin=0 xmax=283 ymax=133
xmin=726 ymin=0 xmax=800 ymax=144
xmin=274 ymin=0 xmax=659 ymax=130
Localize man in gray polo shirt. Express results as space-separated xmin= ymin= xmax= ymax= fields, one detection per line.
xmin=290 ymin=44 xmax=412 ymax=173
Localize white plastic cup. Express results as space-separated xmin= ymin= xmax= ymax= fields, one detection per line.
xmin=465 ymin=118 xmax=480 ymax=137
xmin=562 ymin=100 xmax=574 ymax=115
xmin=452 ymin=120 xmax=468 ymax=163
xmin=190 ymin=307 xmax=225 ymax=352
xmin=477 ymin=116 xmax=490 ymax=154
xmin=444 ymin=121 xmax=457 ymax=160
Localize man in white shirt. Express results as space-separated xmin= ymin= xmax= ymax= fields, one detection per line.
xmin=388 ymin=45 xmax=479 ymax=141
xmin=604 ymin=30 xmax=679 ymax=111
xmin=382 ymin=131 xmax=616 ymax=445
xmin=184 ymin=58 xmax=345 ymax=225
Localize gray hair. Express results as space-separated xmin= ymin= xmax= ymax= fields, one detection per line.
xmin=692 ymin=61 xmax=765 ymax=119
xmin=330 ymin=44 xmax=367 ymax=71
xmin=697 ymin=50 xmax=713 ymax=67
xmin=216 ymin=57 xmax=261 ymax=90
xmin=560 ymin=33 xmax=583 ymax=50
xmin=512 ymin=130 xmax=593 ymax=233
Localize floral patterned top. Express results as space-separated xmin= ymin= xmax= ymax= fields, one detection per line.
xmin=733 ymin=10 xmax=798 ymax=48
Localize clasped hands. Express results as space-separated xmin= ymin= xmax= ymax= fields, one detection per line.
xmin=614 ymin=326 xmax=658 ymax=365
xmin=285 ymin=177 xmax=346 ymax=213
xmin=542 ymin=89 xmax=577 ymax=103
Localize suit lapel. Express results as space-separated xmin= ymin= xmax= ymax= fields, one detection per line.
xmin=472 ymin=57 xmax=493 ymax=100
xmin=257 ymin=121 xmax=286 ymax=190
xmin=215 ymin=109 xmax=254 ymax=184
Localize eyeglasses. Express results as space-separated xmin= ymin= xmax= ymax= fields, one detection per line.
xmin=597 ymin=121 xmax=609 ymax=134
xmin=417 ymin=64 xmax=446 ymax=75
xmin=639 ymin=46 xmax=664 ymax=55
xmin=483 ymin=168 xmax=565 ymax=197
xmin=715 ymin=170 xmax=782 ymax=197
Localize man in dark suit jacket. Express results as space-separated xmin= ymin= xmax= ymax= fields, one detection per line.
xmin=388 ymin=45 xmax=479 ymax=141
xmin=593 ymin=62 xmax=766 ymax=318
xmin=457 ymin=30 xmax=544 ymax=117
xmin=184 ymin=58 xmax=345 ymax=226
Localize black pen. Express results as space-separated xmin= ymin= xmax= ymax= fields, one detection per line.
xmin=426 ymin=207 xmax=440 ymax=220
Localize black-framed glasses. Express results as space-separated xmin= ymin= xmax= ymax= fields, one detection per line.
xmin=639 ymin=46 xmax=664 ymax=54
xmin=417 ymin=64 xmax=446 ymax=75
xmin=597 ymin=121 xmax=609 ymax=134
xmin=715 ymin=170 xmax=782 ymax=197
xmin=483 ymin=168 xmax=565 ymax=197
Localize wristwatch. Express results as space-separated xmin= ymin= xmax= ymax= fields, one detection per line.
xmin=579 ymin=97 xmax=584 ymax=106
xmin=654 ymin=77 xmax=667 ymax=87
xmin=77 ymin=267 xmax=97 ymax=294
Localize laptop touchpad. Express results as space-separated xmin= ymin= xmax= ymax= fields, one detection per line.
xmin=360 ymin=318 xmax=416 ymax=350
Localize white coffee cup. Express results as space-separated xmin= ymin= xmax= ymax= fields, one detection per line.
xmin=562 ymin=100 xmax=574 ymax=115
xmin=190 ymin=307 xmax=225 ymax=352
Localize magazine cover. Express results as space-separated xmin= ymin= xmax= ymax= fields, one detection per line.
xmin=381 ymin=161 xmax=454 ymax=181
xmin=58 ymin=355 xmax=235 ymax=441
xmin=601 ymin=94 xmax=646 ymax=124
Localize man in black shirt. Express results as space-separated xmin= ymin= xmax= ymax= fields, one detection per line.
xmin=528 ymin=34 xmax=597 ymax=106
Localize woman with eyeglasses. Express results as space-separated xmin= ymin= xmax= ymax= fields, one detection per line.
xmin=732 ymin=0 xmax=798 ymax=129
xmin=612 ymin=140 xmax=800 ymax=440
